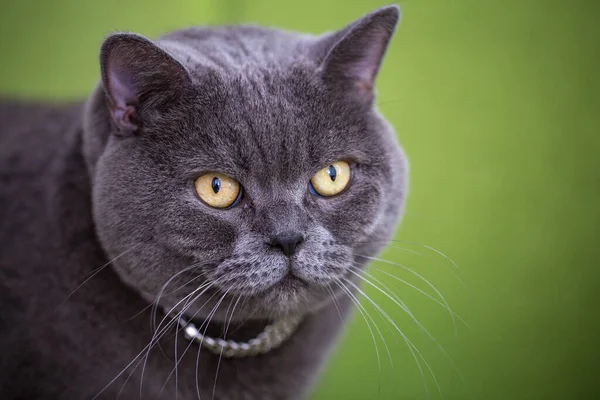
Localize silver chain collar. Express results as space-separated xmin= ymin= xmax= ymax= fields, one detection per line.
xmin=177 ymin=315 xmax=303 ymax=358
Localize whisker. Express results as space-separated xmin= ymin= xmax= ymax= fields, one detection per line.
xmin=131 ymin=289 xmax=203 ymax=398
xmin=355 ymin=253 xmax=457 ymax=333
xmin=152 ymin=263 xmax=205 ymax=339
xmin=164 ymin=273 xmax=206 ymax=296
xmin=380 ymin=244 xmax=466 ymax=289
xmin=359 ymin=239 xmax=462 ymax=285
xmin=95 ymin=311 xmax=186 ymax=400
xmin=376 ymin=98 xmax=407 ymax=107
xmin=156 ymin=287 xmax=225 ymax=398
xmin=348 ymin=265 xmax=464 ymax=383
xmin=387 ymin=239 xmax=461 ymax=271
xmin=172 ymin=278 xmax=214 ymax=400
xmin=340 ymin=277 xmax=394 ymax=368
xmin=353 ymin=262 xmax=463 ymax=333
xmin=122 ymin=302 xmax=155 ymax=324
xmin=343 ymin=269 xmax=404 ymax=397
xmin=350 ymin=264 xmax=417 ymax=316
xmin=325 ymin=283 xmax=344 ymax=323
xmin=116 ymin=287 xmax=207 ymax=400
xmin=212 ymin=295 xmax=242 ymax=400
xmin=123 ymin=270 xmax=205 ymax=324
xmin=174 ymin=304 xmax=182 ymax=400
xmin=130 ymin=281 xmax=214 ymax=399
xmin=350 ymin=264 xmax=434 ymax=337
xmin=149 ymin=282 xmax=222 ymax=397
xmin=148 ymin=280 xmax=214 ymax=363
xmin=56 ymin=244 xmax=140 ymax=310
xmin=196 ymin=290 xmax=230 ymax=400
xmin=367 ymin=266 xmax=469 ymax=330
xmin=333 ymin=278 xmax=385 ymax=396
xmin=97 ymin=278 xmax=222 ymax=399
xmin=152 ymin=281 xmax=212 ymax=342
xmin=342 ymin=276 xmax=440 ymax=399
xmin=222 ymin=294 xmax=252 ymax=338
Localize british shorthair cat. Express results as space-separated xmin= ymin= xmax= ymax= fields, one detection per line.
xmin=0 ymin=5 xmax=406 ymax=399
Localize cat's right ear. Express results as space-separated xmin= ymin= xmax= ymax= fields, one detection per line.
xmin=100 ymin=33 xmax=191 ymax=135
xmin=313 ymin=5 xmax=400 ymax=105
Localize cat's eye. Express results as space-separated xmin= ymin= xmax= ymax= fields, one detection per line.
xmin=194 ymin=172 xmax=241 ymax=209
xmin=309 ymin=161 xmax=351 ymax=197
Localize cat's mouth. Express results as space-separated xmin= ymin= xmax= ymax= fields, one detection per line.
xmin=249 ymin=272 xmax=312 ymax=315
xmin=275 ymin=273 xmax=309 ymax=292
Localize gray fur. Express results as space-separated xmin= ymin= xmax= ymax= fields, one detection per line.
xmin=0 ymin=5 xmax=406 ymax=399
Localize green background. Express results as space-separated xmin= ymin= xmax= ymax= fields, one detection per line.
xmin=2 ymin=0 xmax=598 ymax=398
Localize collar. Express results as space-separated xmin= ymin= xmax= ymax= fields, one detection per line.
xmin=177 ymin=314 xmax=303 ymax=358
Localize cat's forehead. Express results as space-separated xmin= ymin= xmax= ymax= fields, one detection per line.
xmin=152 ymin=28 xmax=382 ymax=182
xmin=178 ymin=68 xmax=372 ymax=184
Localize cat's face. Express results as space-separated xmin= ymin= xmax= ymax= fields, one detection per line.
xmin=86 ymin=6 xmax=407 ymax=321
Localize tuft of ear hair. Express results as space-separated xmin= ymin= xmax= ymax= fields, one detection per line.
xmin=315 ymin=5 xmax=400 ymax=104
xmin=100 ymin=33 xmax=191 ymax=135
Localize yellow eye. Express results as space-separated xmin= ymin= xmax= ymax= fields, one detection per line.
xmin=310 ymin=161 xmax=351 ymax=197
xmin=194 ymin=172 xmax=241 ymax=208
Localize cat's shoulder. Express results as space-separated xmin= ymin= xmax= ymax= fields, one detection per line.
xmin=0 ymin=100 xmax=83 ymax=232
xmin=0 ymin=100 xmax=82 ymax=159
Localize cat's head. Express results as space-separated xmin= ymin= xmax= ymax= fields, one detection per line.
xmin=83 ymin=5 xmax=407 ymax=321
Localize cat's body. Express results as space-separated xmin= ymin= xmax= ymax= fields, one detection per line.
xmin=0 ymin=6 xmax=406 ymax=399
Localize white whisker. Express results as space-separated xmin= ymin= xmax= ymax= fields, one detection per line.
xmin=115 ymin=287 xmax=206 ymax=400
xmin=333 ymin=278 xmax=386 ymax=396
xmin=112 ymin=280 xmax=216 ymax=399
xmin=145 ymin=280 xmax=214 ymax=371
xmin=368 ymin=266 xmax=469 ymax=330
xmin=348 ymin=265 xmax=464 ymax=383
xmin=57 ymin=244 xmax=141 ymax=310
xmin=155 ymin=285 xmax=224 ymax=398
xmin=196 ymin=291 xmax=230 ymax=400
xmin=387 ymin=239 xmax=461 ymax=271
xmin=123 ymin=267 xmax=204 ymax=324
xmin=342 ymin=276 xmax=441 ymax=399
xmin=152 ymin=263 xmax=205 ymax=338
xmin=212 ymin=295 xmax=242 ymax=400
xmin=382 ymin=243 xmax=466 ymax=289
xmin=355 ymin=253 xmax=457 ymax=333
xmin=325 ymin=283 xmax=344 ymax=323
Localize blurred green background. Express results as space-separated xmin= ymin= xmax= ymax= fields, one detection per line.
xmin=1 ymin=0 xmax=599 ymax=398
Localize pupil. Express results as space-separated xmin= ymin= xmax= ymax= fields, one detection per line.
xmin=211 ymin=177 xmax=221 ymax=194
xmin=328 ymin=165 xmax=337 ymax=182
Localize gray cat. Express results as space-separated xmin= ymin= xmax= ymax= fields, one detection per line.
xmin=0 ymin=5 xmax=407 ymax=399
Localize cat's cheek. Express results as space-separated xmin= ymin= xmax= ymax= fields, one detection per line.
xmin=293 ymin=252 xmax=352 ymax=285
xmin=207 ymin=251 xmax=288 ymax=295
xmin=315 ymin=187 xmax=382 ymax=244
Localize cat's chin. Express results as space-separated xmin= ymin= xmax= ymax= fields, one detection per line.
xmin=272 ymin=274 xmax=310 ymax=293
xmin=248 ymin=275 xmax=333 ymax=319
xmin=262 ymin=274 xmax=309 ymax=303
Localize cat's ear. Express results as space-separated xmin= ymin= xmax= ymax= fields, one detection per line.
xmin=100 ymin=33 xmax=191 ymax=135
xmin=315 ymin=5 xmax=400 ymax=104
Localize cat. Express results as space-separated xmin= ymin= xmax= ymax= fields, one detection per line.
xmin=0 ymin=4 xmax=407 ymax=399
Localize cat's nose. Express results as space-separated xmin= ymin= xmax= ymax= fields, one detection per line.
xmin=268 ymin=232 xmax=305 ymax=257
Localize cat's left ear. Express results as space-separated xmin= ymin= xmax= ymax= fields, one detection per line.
xmin=314 ymin=5 xmax=400 ymax=104
xmin=100 ymin=33 xmax=191 ymax=135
